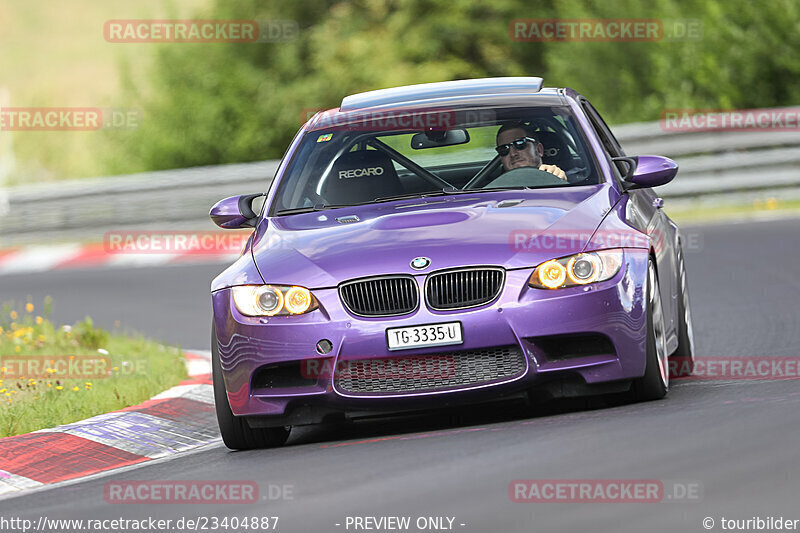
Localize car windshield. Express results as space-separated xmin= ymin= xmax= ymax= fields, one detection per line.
xmin=269 ymin=106 xmax=600 ymax=215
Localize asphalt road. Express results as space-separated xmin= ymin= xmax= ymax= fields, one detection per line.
xmin=2 ymin=217 xmax=800 ymax=533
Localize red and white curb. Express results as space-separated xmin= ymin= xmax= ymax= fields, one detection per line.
xmin=0 ymin=243 xmax=239 ymax=275
xmin=0 ymin=351 xmax=218 ymax=498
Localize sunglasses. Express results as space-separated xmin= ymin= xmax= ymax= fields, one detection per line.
xmin=495 ymin=136 xmax=538 ymax=156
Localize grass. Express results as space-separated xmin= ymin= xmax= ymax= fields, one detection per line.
xmin=667 ymin=197 xmax=800 ymax=224
xmin=0 ymin=0 xmax=210 ymax=184
xmin=0 ymin=297 xmax=188 ymax=437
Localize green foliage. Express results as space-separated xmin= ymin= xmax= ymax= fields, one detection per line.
xmin=0 ymin=300 xmax=188 ymax=437
xmin=73 ymin=317 xmax=110 ymax=350
xmin=109 ymin=0 xmax=800 ymax=174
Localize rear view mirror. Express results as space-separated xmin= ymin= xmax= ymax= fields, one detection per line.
xmin=411 ymin=129 xmax=469 ymax=149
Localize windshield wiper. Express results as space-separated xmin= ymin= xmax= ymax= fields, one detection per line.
xmin=281 ymin=187 xmax=539 ymax=214
xmin=275 ymin=204 xmax=353 ymax=216
xmin=372 ymin=191 xmax=451 ymax=203
xmin=374 ymin=187 xmax=537 ymax=203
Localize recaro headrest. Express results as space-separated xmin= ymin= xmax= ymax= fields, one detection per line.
xmin=323 ymin=150 xmax=403 ymax=205
xmin=535 ymin=131 xmax=573 ymax=170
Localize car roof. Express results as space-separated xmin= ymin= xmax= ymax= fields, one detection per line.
xmin=341 ymin=77 xmax=555 ymax=109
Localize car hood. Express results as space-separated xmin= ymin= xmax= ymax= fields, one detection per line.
xmin=252 ymin=185 xmax=619 ymax=288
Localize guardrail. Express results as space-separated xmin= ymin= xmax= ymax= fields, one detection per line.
xmin=2 ymin=113 xmax=799 ymax=246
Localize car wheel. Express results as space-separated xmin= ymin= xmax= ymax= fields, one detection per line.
xmin=632 ymin=259 xmax=669 ymax=401
xmin=212 ymin=324 xmax=290 ymax=450
xmin=671 ymin=244 xmax=696 ymax=377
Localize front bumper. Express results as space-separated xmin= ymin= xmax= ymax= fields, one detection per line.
xmin=211 ymin=248 xmax=649 ymax=421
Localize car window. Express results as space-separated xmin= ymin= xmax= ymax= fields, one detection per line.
xmin=378 ymin=125 xmax=498 ymax=170
xmin=580 ymin=99 xmax=628 ymax=180
xmin=269 ymin=106 xmax=602 ymax=215
xmin=581 ymin=100 xmax=625 ymax=156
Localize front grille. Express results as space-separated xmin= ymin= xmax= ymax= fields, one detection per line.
xmin=426 ymin=267 xmax=505 ymax=310
xmin=335 ymin=345 xmax=526 ymax=394
xmin=339 ymin=275 xmax=418 ymax=317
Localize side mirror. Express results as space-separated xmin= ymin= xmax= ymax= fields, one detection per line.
xmin=612 ymin=155 xmax=678 ymax=189
xmin=210 ymin=194 xmax=266 ymax=229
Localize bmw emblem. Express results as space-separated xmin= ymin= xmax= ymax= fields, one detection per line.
xmin=410 ymin=257 xmax=431 ymax=270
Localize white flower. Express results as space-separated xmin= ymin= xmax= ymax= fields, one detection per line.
xmin=97 ymin=348 xmax=109 ymax=355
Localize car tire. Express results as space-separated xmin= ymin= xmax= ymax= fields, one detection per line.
xmin=632 ymin=258 xmax=669 ymax=401
xmin=212 ymin=324 xmax=290 ymax=450
xmin=670 ymin=243 xmax=696 ymax=377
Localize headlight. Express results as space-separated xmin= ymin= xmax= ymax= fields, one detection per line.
xmin=529 ymin=249 xmax=623 ymax=289
xmin=232 ymin=285 xmax=318 ymax=316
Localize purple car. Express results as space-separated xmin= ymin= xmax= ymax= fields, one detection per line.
xmin=209 ymin=77 xmax=695 ymax=449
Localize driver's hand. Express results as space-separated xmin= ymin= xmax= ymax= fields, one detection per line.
xmin=539 ymin=164 xmax=568 ymax=181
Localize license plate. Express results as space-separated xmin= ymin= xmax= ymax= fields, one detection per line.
xmin=386 ymin=321 xmax=463 ymax=351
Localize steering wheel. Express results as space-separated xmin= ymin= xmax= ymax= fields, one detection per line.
xmin=483 ymin=166 xmax=567 ymax=189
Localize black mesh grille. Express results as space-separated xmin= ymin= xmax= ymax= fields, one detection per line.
xmin=426 ymin=268 xmax=505 ymax=310
xmin=335 ymin=345 xmax=526 ymax=394
xmin=339 ymin=276 xmax=418 ymax=317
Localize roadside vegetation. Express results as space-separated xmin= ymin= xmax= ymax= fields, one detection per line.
xmin=0 ymin=298 xmax=187 ymax=437
xmin=4 ymin=0 xmax=799 ymax=182
xmin=668 ymin=197 xmax=800 ymax=224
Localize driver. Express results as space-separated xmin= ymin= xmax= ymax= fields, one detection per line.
xmin=496 ymin=123 xmax=567 ymax=181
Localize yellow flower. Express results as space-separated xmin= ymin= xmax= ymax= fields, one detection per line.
xmin=72 ymin=386 xmax=79 ymax=391
xmin=10 ymin=310 xmax=18 ymax=320
xmin=85 ymin=382 xmax=92 ymax=386
xmin=15 ymin=346 xmax=21 ymax=353
xmin=35 ymin=316 xmax=43 ymax=325
xmin=37 ymin=335 xmax=45 ymax=342
xmin=25 ymin=303 xmax=34 ymax=313
xmin=13 ymin=327 xmax=30 ymax=338
xmin=113 ymin=366 xmax=119 ymax=372
xmin=55 ymin=385 xmax=63 ymax=390
xmin=0 ymin=389 xmax=5 ymax=393
xmin=4 ymin=393 xmax=9 ymax=397
xmin=33 ymin=396 xmax=38 ymax=399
